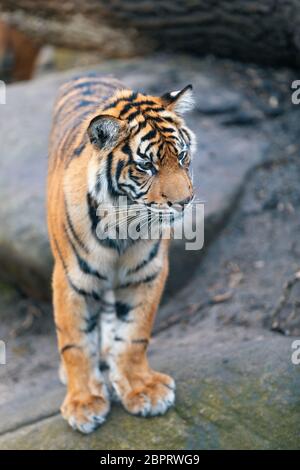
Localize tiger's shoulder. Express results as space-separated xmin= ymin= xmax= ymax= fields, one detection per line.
xmin=48 ymin=73 xmax=125 ymax=170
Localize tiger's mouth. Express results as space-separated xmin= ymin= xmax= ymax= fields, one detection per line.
xmin=98 ymin=196 xmax=191 ymax=236
xmin=144 ymin=205 xmax=186 ymax=228
xmin=146 ymin=206 xmax=183 ymax=217
xmin=96 ymin=199 xmax=187 ymax=241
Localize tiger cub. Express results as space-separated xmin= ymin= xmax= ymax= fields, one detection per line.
xmin=47 ymin=73 xmax=196 ymax=433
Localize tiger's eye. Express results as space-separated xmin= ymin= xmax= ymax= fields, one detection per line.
xmin=137 ymin=161 xmax=156 ymax=173
xmin=142 ymin=161 xmax=153 ymax=169
xmin=179 ymin=151 xmax=187 ymax=162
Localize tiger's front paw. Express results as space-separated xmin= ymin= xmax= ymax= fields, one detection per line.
xmin=112 ymin=370 xmax=175 ymax=417
xmin=61 ymin=391 xmax=110 ymax=434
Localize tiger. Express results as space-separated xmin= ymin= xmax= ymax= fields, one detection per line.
xmin=47 ymin=72 xmax=196 ymax=434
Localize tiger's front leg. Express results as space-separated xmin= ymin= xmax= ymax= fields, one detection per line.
xmin=109 ymin=260 xmax=175 ymax=416
xmin=53 ymin=263 xmax=110 ymax=433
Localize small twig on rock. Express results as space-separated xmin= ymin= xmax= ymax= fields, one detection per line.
xmin=154 ymin=300 xmax=209 ymax=334
xmin=211 ymin=291 xmax=233 ymax=304
xmin=155 ymin=290 xmax=234 ymax=334
xmin=10 ymin=301 xmax=43 ymax=338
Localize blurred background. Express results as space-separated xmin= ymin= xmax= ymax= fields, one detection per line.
xmin=0 ymin=0 xmax=299 ymax=450
xmin=1 ymin=0 xmax=300 ymax=83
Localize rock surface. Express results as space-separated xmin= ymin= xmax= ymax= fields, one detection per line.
xmin=0 ymin=325 xmax=299 ymax=450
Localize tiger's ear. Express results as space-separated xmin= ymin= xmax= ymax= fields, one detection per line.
xmin=87 ymin=115 xmax=126 ymax=150
xmin=161 ymin=84 xmax=194 ymax=114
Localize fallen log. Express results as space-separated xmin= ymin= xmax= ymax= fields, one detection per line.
xmin=1 ymin=1 xmax=300 ymax=65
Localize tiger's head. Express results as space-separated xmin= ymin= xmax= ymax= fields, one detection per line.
xmin=87 ymin=85 xmax=196 ymax=220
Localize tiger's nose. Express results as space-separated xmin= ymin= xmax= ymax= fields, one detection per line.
xmin=171 ymin=195 xmax=193 ymax=211
xmin=178 ymin=196 xmax=193 ymax=206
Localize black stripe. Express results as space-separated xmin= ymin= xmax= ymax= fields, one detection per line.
xmin=160 ymin=126 xmax=176 ymax=134
xmin=65 ymin=200 xmax=89 ymax=254
xmin=149 ymin=115 xmax=166 ymax=124
xmin=107 ymin=152 xmax=122 ymax=197
xmin=56 ymin=99 xmax=96 ymax=123
xmin=86 ymin=192 xmax=139 ymax=254
xmin=73 ymin=132 xmax=89 ymax=159
xmin=60 ymin=127 xmax=78 ymax=155
xmin=130 ymin=99 xmax=158 ymax=109
xmin=59 ymin=74 xmax=106 ymax=97
xmin=121 ymin=142 xmax=133 ymax=161
xmin=99 ymin=360 xmax=109 ymax=372
xmin=83 ymin=312 xmax=100 ymax=334
xmin=119 ymin=102 xmax=135 ymax=117
xmin=118 ymin=99 xmax=158 ymax=117
xmin=115 ymin=301 xmax=132 ymax=320
xmin=144 ymin=138 xmax=161 ymax=154
xmin=158 ymin=115 xmax=176 ymax=124
xmin=95 ymin=172 xmax=102 ymax=194
xmin=116 ymin=159 xmax=125 ymax=183
xmin=157 ymin=142 xmax=165 ymax=159
xmin=70 ymin=279 xmax=102 ymax=301
xmin=127 ymin=110 xmax=141 ymax=122
xmin=131 ymin=338 xmax=148 ymax=344
xmin=87 ymin=193 xmax=99 ymax=232
xmin=73 ymin=79 xmax=117 ymax=93
xmin=127 ymin=240 xmax=160 ymax=275
xmin=141 ymin=129 xmax=157 ymax=142
xmin=73 ymin=142 xmax=85 ymax=157
xmin=180 ymin=127 xmax=192 ymax=144
xmin=119 ymin=181 xmax=138 ymax=193
xmin=117 ymin=271 xmax=160 ymax=289
xmin=141 ymin=106 xmax=165 ymax=115
xmin=65 ymin=224 xmax=107 ymax=280
xmin=74 ymin=99 xmax=97 ymax=110
xmin=53 ymin=237 xmax=68 ymax=273
xmin=103 ymin=92 xmax=138 ymax=111
xmin=53 ymin=236 xmax=102 ymax=300
xmin=60 ymin=344 xmax=82 ymax=355
xmin=60 ymin=112 xmax=92 ymax=167
xmin=132 ymin=120 xmax=148 ymax=136
xmin=128 ymin=168 xmax=142 ymax=183
xmin=114 ymin=336 xmax=125 ymax=342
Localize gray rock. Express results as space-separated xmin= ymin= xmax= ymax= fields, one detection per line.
xmin=0 ymin=327 xmax=298 ymax=450
xmin=0 ymin=281 xmax=63 ymax=435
